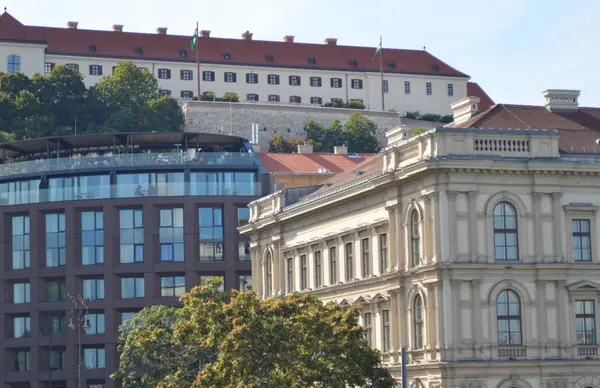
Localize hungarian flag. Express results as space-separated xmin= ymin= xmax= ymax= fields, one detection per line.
xmin=372 ymin=37 xmax=382 ymax=60
xmin=190 ymin=23 xmax=199 ymax=50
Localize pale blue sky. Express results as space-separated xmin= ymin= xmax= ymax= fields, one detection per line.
xmin=5 ymin=0 xmax=599 ymax=106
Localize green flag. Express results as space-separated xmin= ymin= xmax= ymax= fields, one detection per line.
xmin=372 ymin=37 xmax=382 ymax=60
xmin=190 ymin=24 xmax=199 ymax=50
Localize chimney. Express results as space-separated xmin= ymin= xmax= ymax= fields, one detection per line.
xmin=242 ymin=31 xmax=253 ymax=40
xmin=543 ymin=89 xmax=580 ymax=112
xmin=112 ymin=24 xmax=124 ymax=32
xmin=156 ymin=27 xmax=168 ymax=35
xmin=450 ymin=96 xmax=480 ymax=125
xmin=333 ymin=145 xmax=347 ymax=155
xmin=284 ymin=35 xmax=295 ymax=43
xmin=324 ymin=38 xmax=337 ymax=46
xmin=297 ymin=143 xmax=314 ymax=154
xmin=200 ymin=30 xmax=211 ymax=38
xmin=67 ymin=21 xmax=78 ymax=29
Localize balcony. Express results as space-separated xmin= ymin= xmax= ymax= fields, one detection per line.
xmin=497 ymin=346 xmax=527 ymax=359
xmin=576 ymin=344 xmax=599 ymax=358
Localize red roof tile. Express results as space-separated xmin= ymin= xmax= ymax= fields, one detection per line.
xmin=0 ymin=12 xmax=469 ymax=78
xmin=258 ymin=152 xmax=374 ymax=174
xmin=467 ymin=82 xmax=494 ymax=111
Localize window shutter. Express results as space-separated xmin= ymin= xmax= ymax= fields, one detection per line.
xmin=246 ymin=73 xmax=249 ymax=83
xmin=89 ymin=65 xmax=93 ymax=75
xmin=297 ymin=76 xmax=301 ymax=86
xmin=180 ymin=70 xmax=184 ymax=79
xmin=318 ymin=77 xmax=322 ymax=87
xmin=233 ymin=73 xmax=237 ymax=82
xmin=167 ymin=69 xmax=171 ymax=79
xmin=98 ymin=66 xmax=103 ymax=76
xmin=224 ymin=73 xmax=228 ymax=82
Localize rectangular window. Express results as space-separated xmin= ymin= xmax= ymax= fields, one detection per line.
xmin=84 ymin=347 xmax=106 ymax=369
xmin=7 ymin=55 xmax=20 ymax=73
xmin=287 ymin=257 xmax=294 ymax=293
xmin=66 ymin=63 xmax=79 ymax=71
xmin=239 ymin=275 xmax=252 ymax=291
xmin=268 ymin=74 xmax=280 ymax=85
xmin=158 ymin=68 xmax=171 ymax=79
xmin=121 ymin=277 xmax=145 ymax=298
xmin=246 ymin=73 xmax=258 ymax=84
xmin=14 ymin=350 xmax=30 ymax=372
xmin=49 ymin=175 xmax=110 ymax=201
xmin=289 ymin=95 xmax=302 ymax=104
xmin=13 ymin=282 xmax=30 ymax=304
xmin=224 ymin=72 xmax=237 ymax=82
xmin=160 ymin=89 xmax=172 ymax=96
xmin=160 ymin=208 xmax=184 ymax=262
xmin=116 ymin=172 xmax=184 ymax=198
xmin=329 ymin=246 xmax=337 ymax=284
xmin=85 ymin=313 xmax=105 ymax=335
xmin=181 ymin=90 xmax=194 ymax=99
xmin=404 ymin=81 xmax=411 ymax=94
xmin=89 ymin=64 xmax=103 ymax=76
xmin=246 ymin=93 xmax=259 ymax=101
xmin=331 ymin=78 xmax=342 ymax=88
xmin=351 ymin=79 xmax=363 ymax=89
xmin=48 ymin=280 xmax=66 ymax=302
xmin=310 ymin=97 xmax=322 ymax=105
xmin=202 ymin=71 xmax=215 ymax=81
xmin=46 ymin=213 xmax=66 ymax=267
xmin=161 ymin=275 xmax=185 ymax=297
xmin=379 ymin=233 xmax=388 ymax=274
xmin=49 ymin=349 xmax=67 ymax=370
xmin=12 ymin=215 xmax=30 ymax=269
xmin=426 ymin=82 xmax=432 ymax=96
xmin=121 ymin=311 xmax=136 ymax=324
xmin=190 ymin=172 xmax=257 ymax=196
xmin=361 ymin=238 xmax=370 ymax=277
xmin=300 ymin=254 xmax=307 ymax=290
xmin=383 ymin=80 xmax=389 ymax=93
xmin=47 ymin=313 xmax=66 ymax=335
xmin=447 ymin=83 xmax=454 ymax=97
xmin=382 ymin=309 xmax=390 ymax=352
xmin=180 ymin=69 xmax=193 ymax=80
xmin=44 ymin=62 xmax=55 ymax=74
xmin=364 ymin=312 xmax=373 ymax=347
xmin=14 ymin=316 xmax=31 ymax=338
xmin=575 ymin=300 xmax=596 ymax=344
xmin=238 ymin=241 xmax=251 ymax=261
xmin=345 ymin=242 xmax=353 ymax=281
xmin=199 ymin=207 xmax=224 ymax=261
xmin=120 ymin=209 xmax=144 ymax=263
xmin=268 ymin=94 xmax=280 ymax=102
xmin=289 ymin=75 xmax=301 ymax=86
xmin=310 ymin=76 xmax=322 ymax=87
xmin=82 ymin=211 xmax=104 ymax=265
xmin=572 ymin=219 xmax=591 ymax=261
xmin=83 ymin=278 xmax=105 ymax=300
xmin=237 ymin=207 xmax=250 ymax=226
xmin=314 ymin=251 xmax=322 ymax=288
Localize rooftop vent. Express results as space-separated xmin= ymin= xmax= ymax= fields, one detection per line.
xmin=180 ymin=50 xmax=188 ymax=57
xmin=325 ymin=38 xmax=337 ymax=46
xmin=89 ymin=44 xmax=97 ymax=52
xmin=297 ymin=143 xmax=313 ymax=154
xmin=242 ymin=31 xmax=253 ymax=40
xmin=222 ymin=51 xmax=231 ymax=60
xmin=450 ymin=96 xmax=480 ymax=125
xmin=265 ymin=55 xmax=274 ymax=63
xmin=67 ymin=21 xmax=78 ymax=29
xmin=543 ymin=89 xmax=580 ymax=112
xmin=308 ymin=56 xmax=316 ymax=65
xmin=200 ymin=30 xmax=211 ymax=38
xmin=112 ymin=24 xmax=124 ymax=32
xmin=284 ymin=35 xmax=295 ymax=43
xmin=156 ymin=27 xmax=168 ymax=35
xmin=334 ymin=145 xmax=347 ymax=155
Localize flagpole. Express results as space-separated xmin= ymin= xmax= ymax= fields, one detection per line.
xmin=196 ymin=21 xmax=200 ymax=99
xmin=379 ymin=36 xmax=385 ymax=112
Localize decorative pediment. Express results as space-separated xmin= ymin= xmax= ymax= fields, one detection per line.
xmin=370 ymin=293 xmax=388 ymax=303
xmin=338 ymin=299 xmax=351 ymax=307
xmin=353 ymin=296 xmax=369 ymax=305
xmin=566 ymin=280 xmax=600 ymax=291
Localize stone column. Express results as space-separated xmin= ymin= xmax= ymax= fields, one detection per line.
xmin=451 ymin=280 xmax=462 ymax=355
xmin=273 ymin=241 xmax=283 ymax=296
xmin=552 ymin=193 xmax=564 ymax=261
xmin=374 ymin=302 xmax=382 ymax=352
xmin=430 ymin=192 xmax=441 ymax=264
xmin=385 ymin=204 xmax=398 ymax=272
xmin=435 ymin=281 xmax=446 ymax=351
xmin=388 ymin=290 xmax=399 ymax=363
xmin=426 ymin=284 xmax=436 ymax=350
xmin=532 ymin=192 xmax=544 ymax=261
xmin=467 ymin=191 xmax=478 ymax=261
xmin=447 ymin=191 xmax=458 ymax=261
xmin=322 ymin=242 xmax=331 ymax=286
xmin=472 ymin=280 xmax=482 ymax=346
xmin=421 ymin=195 xmax=432 ymax=264
xmin=537 ymin=280 xmax=547 ymax=350
xmin=556 ymin=280 xmax=567 ymax=354
xmin=250 ymin=244 xmax=261 ymax=297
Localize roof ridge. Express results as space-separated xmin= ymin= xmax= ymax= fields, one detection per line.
xmin=501 ymin=105 xmax=533 ymax=130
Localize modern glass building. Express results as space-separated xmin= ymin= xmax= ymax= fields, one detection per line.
xmin=0 ymin=132 xmax=268 ymax=388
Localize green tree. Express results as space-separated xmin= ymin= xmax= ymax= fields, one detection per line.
xmin=268 ymin=134 xmax=303 ymax=153
xmin=304 ymin=119 xmax=347 ymax=152
xmin=303 ymin=120 xmax=327 ymax=151
xmin=146 ymin=97 xmax=184 ymax=132
xmin=410 ymin=127 xmax=426 ymax=137
xmin=344 ymin=112 xmax=380 ymax=153
xmin=0 ymin=72 xmax=31 ymax=99
xmin=44 ymin=65 xmax=89 ymax=129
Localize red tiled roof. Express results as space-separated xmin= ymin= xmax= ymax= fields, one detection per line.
xmin=467 ymin=82 xmax=494 ymax=111
xmin=450 ymin=104 xmax=600 ymax=154
xmin=0 ymin=12 xmax=469 ymax=77
xmin=258 ymin=152 xmax=374 ymax=174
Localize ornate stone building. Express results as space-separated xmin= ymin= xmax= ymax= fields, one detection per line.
xmin=240 ymin=125 xmax=600 ymax=388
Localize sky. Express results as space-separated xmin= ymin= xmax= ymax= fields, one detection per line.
xmin=4 ymin=0 xmax=599 ymax=106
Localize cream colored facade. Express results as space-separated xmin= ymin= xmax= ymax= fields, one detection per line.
xmin=240 ymin=127 xmax=600 ymax=388
xmin=0 ymin=41 xmax=467 ymax=115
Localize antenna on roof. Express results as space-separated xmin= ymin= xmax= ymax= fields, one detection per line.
xmin=423 ymin=45 xmax=426 ymax=50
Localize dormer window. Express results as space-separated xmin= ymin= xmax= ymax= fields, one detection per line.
xmin=223 ymin=51 xmax=232 ymax=60
xmin=387 ymin=61 xmax=396 ymax=68
xmin=349 ymin=59 xmax=358 ymax=67
xmin=265 ymin=55 xmax=274 ymax=63
xmin=89 ymin=44 xmax=97 ymax=52
xmin=180 ymin=50 xmax=188 ymax=57
xmin=135 ymin=47 xmax=144 ymax=55
xmin=308 ymin=56 xmax=316 ymax=65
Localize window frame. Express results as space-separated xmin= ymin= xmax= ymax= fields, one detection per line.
xmin=265 ymin=252 xmax=273 ymax=296
xmin=119 ymin=209 xmax=144 ymax=264
xmin=330 ymin=78 xmax=342 ymax=88
xmin=404 ymin=81 xmax=411 ymax=94
xmin=572 ymin=219 xmax=592 ymax=262
xmin=379 ymin=233 xmax=388 ymax=274
xmin=410 ymin=210 xmax=421 ymax=267
xmin=300 ymin=254 xmax=307 ymax=290
xmin=45 ymin=213 xmax=66 ymax=267
xmin=267 ymin=74 xmax=280 ymax=85
xmin=289 ymin=75 xmax=301 ymax=86
xmin=363 ymin=312 xmax=373 ymax=347
xmin=329 ymin=246 xmax=337 ymax=284
xmin=425 ymin=82 xmax=432 ymax=96
xmin=13 ymin=282 xmax=30 ymax=304
xmin=413 ymin=295 xmax=424 ymax=349
xmin=180 ymin=69 xmax=193 ymax=80
xmin=496 ymin=289 xmax=522 ymax=346
xmin=158 ymin=68 xmax=171 ymax=79
xmin=493 ymin=201 xmax=519 ymax=261
xmin=268 ymin=94 xmax=280 ymax=102
xmin=575 ymin=300 xmax=596 ymax=345
xmin=44 ymin=62 xmax=55 ymax=74
xmin=83 ymin=278 xmax=105 ymax=300
xmin=246 ymin=73 xmax=258 ymax=84
xmin=447 ymin=83 xmax=454 ymax=97
xmin=310 ymin=96 xmax=322 ymax=105
xmin=13 ymin=350 xmax=30 ymax=372
xmin=12 ymin=215 xmax=30 ymax=270
xmin=382 ymin=309 xmax=390 ymax=352
xmin=202 ymin=71 xmax=215 ymax=81
xmin=121 ymin=277 xmax=145 ymax=299
xmin=181 ymin=90 xmax=194 ymax=99
xmin=564 ymin=204 xmax=598 ymax=263
xmin=314 ymin=250 xmax=322 ymax=288
xmin=7 ymin=55 xmax=21 ymax=73
xmin=199 ymin=207 xmax=224 ymax=261
xmin=361 ymin=237 xmax=370 ymax=277
xmin=83 ymin=347 xmax=106 ymax=369
xmin=246 ymin=93 xmax=259 ymax=102
xmin=160 ymin=208 xmax=185 ymax=262
xmin=351 ymin=79 xmax=363 ymax=89
xmin=85 ymin=312 xmax=105 ymax=335
xmin=160 ymin=275 xmax=185 ymax=297
xmin=81 ymin=210 xmax=104 ymax=265
xmin=286 ymin=257 xmax=294 ymax=293
xmin=89 ymin=64 xmax=103 ymax=76
xmin=310 ymin=76 xmax=322 ymax=87
xmin=289 ymin=95 xmax=302 ymax=104
xmin=224 ymin=72 xmax=237 ymax=83
xmin=345 ymin=242 xmax=353 ymax=281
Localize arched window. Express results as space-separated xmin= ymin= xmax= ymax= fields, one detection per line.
xmin=496 ymin=289 xmax=522 ymax=345
xmin=7 ymin=55 xmax=20 ymax=73
xmin=493 ymin=202 xmax=518 ymax=260
xmin=413 ymin=294 xmax=424 ymax=349
xmin=265 ymin=252 xmax=272 ymax=296
xmin=410 ymin=210 xmax=420 ymax=267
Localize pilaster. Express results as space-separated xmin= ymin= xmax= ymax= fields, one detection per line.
xmin=472 ymin=279 xmax=482 ymax=346
xmin=532 ymin=192 xmax=544 ymax=260
xmin=388 ymin=289 xmax=399 ymax=362
xmin=552 ymin=192 xmax=564 ymax=261
xmin=421 ymin=194 xmax=432 ymax=264
xmin=446 ymin=191 xmax=458 ymax=261
xmin=467 ymin=191 xmax=478 ymax=261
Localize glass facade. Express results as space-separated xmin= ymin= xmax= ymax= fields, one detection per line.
xmin=84 ymin=347 xmax=106 ymax=369
xmin=160 ymin=208 xmax=184 ymax=262
xmin=161 ymin=275 xmax=185 ymax=297
xmin=199 ymin=208 xmax=224 ymax=261
xmin=86 ymin=313 xmax=105 ymax=335
xmin=117 ymin=172 xmax=184 ymax=198
xmin=48 ymin=280 xmax=66 ymax=302
xmin=82 ymin=211 xmax=104 ymax=265
xmin=49 ymin=175 xmax=110 ymax=201
xmin=13 ymin=282 xmax=30 ymax=304
xmin=83 ymin=278 xmax=105 ymax=300
xmin=120 ymin=209 xmax=144 ymax=263
xmin=121 ymin=277 xmax=145 ymax=298
xmin=0 ymin=179 xmax=40 ymax=205
xmin=46 ymin=213 xmax=66 ymax=267
xmin=191 ymin=172 xmax=257 ymax=196
xmin=12 ymin=215 xmax=30 ymax=269
xmin=14 ymin=316 xmax=30 ymax=338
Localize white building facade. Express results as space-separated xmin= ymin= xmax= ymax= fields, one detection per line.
xmin=0 ymin=12 xmax=473 ymax=115
xmin=240 ymin=127 xmax=600 ymax=388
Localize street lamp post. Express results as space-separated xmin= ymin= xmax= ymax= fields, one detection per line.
xmin=67 ymin=294 xmax=90 ymax=388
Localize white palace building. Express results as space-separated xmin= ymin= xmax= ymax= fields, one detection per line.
xmin=240 ymin=92 xmax=600 ymax=388
xmin=0 ymin=11 xmax=494 ymax=115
